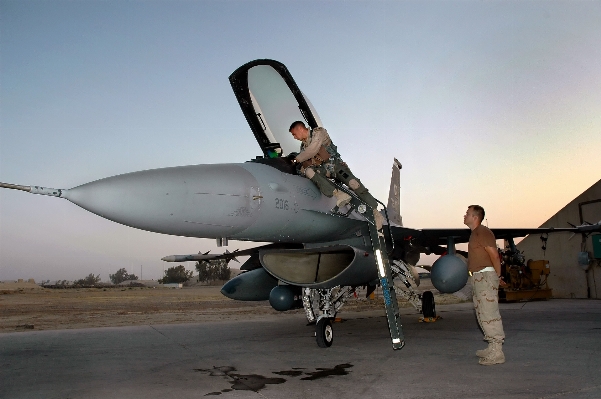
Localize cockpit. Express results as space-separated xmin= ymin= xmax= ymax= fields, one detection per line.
xmin=229 ymin=59 xmax=324 ymax=169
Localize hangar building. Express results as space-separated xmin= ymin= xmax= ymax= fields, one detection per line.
xmin=517 ymin=179 xmax=601 ymax=299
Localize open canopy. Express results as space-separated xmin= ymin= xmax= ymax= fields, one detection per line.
xmin=229 ymin=59 xmax=323 ymax=158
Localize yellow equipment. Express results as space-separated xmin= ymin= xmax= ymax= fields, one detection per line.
xmin=500 ymin=260 xmax=552 ymax=302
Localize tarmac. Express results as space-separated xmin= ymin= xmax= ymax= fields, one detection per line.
xmin=1 ymin=299 xmax=600 ymax=399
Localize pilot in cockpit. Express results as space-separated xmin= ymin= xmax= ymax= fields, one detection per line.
xmin=288 ymin=121 xmax=384 ymax=230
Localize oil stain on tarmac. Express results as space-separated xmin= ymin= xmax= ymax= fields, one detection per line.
xmin=196 ymin=363 xmax=354 ymax=396
xmin=297 ymin=363 xmax=353 ymax=381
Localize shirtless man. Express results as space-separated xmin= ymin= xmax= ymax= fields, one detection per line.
xmin=464 ymin=205 xmax=505 ymax=365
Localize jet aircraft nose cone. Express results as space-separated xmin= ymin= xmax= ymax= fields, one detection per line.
xmin=63 ymin=164 xmax=261 ymax=239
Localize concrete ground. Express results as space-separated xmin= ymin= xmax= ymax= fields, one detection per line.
xmin=1 ymin=299 xmax=600 ymax=399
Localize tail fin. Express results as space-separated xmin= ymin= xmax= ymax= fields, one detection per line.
xmin=386 ymin=158 xmax=403 ymax=226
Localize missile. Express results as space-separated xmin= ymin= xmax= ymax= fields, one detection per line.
xmin=161 ymin=254 xmax=214 ymax=262
xmin=161 ymin=249 xmax=241 ymax=263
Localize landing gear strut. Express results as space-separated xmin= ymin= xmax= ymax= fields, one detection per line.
xmin=302 ymin=286 xmax=354 ymax=348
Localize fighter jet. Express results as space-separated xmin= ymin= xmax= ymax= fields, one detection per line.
xmin=2 ymin=59 xmax=599 ymax=350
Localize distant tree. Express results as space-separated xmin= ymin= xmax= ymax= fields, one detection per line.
xmin=196 ymin=259 xmax=231 ymax=282
xmin=160 ymin=265 xmax=193 ymax=284
xmin=196 ymin=260 xmax=211 ymax=282
xmin=74 ymin=273 xmax=101 ymax=286
xmin=217 ymin=261 xmax=231 ymax=281
xmin=109 ymin=268 xmax=139 ymax=284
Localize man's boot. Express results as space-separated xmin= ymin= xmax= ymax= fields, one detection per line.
xmin=478 ymin=342 xmax=505 ymax=365
xmin=333 ymin=189 xmax=351 ymax=208
xmin=476 ymin=343 xmax=493 ymax=358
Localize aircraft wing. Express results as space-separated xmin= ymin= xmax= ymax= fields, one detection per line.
xmin=162 ymin=223 xmax=600 ymax=263
xmin=390 ymin=224 xmax=601 ymax=252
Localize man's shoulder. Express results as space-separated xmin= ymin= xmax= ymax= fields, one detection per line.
xmin=312 ymin=126 xmax=328 ymax=135
xmin=475 ymin=225 xmax=496 ymax=241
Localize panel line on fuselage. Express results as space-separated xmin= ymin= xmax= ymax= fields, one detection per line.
xmin=183 ymin=220 xmax=237 ymax=228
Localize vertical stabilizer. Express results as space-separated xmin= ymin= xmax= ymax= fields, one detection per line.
xmin=386 ymin=158 xmax=403 ymax=226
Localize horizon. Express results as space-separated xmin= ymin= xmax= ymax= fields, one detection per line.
xmin=1 ymin=1 xmax=600 ymax=282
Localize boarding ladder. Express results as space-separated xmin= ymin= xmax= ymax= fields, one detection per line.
xmin=363 ymin=200 xmax=405 ymax=350
xmin=333 ymin=185 xmax=405 ymax=351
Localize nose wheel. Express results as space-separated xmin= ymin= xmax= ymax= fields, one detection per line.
xmin=316 ymin=318 xmax=333 ymax=348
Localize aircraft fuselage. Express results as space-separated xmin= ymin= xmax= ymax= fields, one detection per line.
xmin=61 ymin=160 xmax=364 ymax=245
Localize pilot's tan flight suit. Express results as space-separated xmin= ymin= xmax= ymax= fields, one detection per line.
xmin=293 ymin=126 xmax=383 ymax=229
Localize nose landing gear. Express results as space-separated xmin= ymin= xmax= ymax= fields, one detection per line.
xmin=316 ymin=317 xmax=333 ymax=348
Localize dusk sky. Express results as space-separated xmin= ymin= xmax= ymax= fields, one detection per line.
xmin=1 ymin=1 xmax=600 ymax=282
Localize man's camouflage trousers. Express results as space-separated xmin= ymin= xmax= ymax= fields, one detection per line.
xmin=472 ymin=271 xmax=505 ymax=344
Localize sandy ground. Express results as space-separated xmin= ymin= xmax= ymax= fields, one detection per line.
xmin=0 ymin=280 xmax=467 ymax=333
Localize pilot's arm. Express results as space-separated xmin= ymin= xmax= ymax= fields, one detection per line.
xmin=294 ymin=127 xmax=326 ymax=163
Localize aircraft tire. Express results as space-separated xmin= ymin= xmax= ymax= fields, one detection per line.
xmin=422 ymin=290 xmax=436 ymax=318
xmin=316 ymin=318 xmax=333 ymax=348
